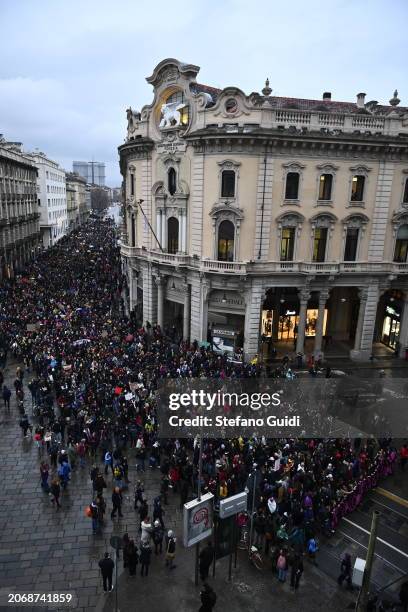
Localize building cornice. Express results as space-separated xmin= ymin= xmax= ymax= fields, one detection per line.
xmin=185 ymin=128 xmax=408 ymax=160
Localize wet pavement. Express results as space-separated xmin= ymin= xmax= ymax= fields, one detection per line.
xmin=1 ymin=354 xmax=407 ymax=612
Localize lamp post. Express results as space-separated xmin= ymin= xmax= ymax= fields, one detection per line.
xmin=195 ymin=433 xmax=203 ymax=586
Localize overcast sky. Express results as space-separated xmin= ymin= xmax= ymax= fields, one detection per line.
xmin=1 ymin=0 xmax=407 ymax=186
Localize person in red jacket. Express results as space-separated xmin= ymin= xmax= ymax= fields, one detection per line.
xmin=400 ymin=444 xmax=408 ymax=471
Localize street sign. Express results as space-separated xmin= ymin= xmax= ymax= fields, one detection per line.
xmin=219 ymin=491 xmax=248 ymax=519
xmin=183 ymin=493 xmax=214 ymax=547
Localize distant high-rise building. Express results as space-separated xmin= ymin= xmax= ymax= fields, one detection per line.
xmin=72 ymin=161 xmax=105 ymax=186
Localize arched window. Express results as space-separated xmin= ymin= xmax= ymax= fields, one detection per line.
xmin=217 ymin=220 xmax=235 ymax=261
xmin=167 ymin=217 xmax=179 ymax=254
xmin=394 ymin=224 xmax=408 ymax=262
xmin=168 ymin=168 xmax=177 ymax=195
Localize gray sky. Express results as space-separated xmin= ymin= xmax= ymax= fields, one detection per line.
xmin=1 ymin=0 xmax=407 ymax=186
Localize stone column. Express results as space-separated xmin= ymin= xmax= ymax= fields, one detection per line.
xmin=128 ymin=268 xmax=134 ymax=313
xmin=314 ymin=289 xmax=330 ymax=357
xmin=296 ymin=290 xmax=310 ymax=354
xmin=183 ymin=283 xmax=190 ymax=341
xmin=181 ymin=211 xmax=187 ymax=252
xmin=243 ymin=279 xmax=265 ymax=360
xmin=350 ymin=284 xmax=378 ymax=360
xmin=161 ymin=214 xmax=166 ymax=250
xmin=129 ymin=269 xmax=138 ymax=312
xmin=201 ymin=279 xmax=211 ymax=342
xmin=156 ymin=211 xmax=162 ymax=249
xmin=155 ymin=276 xmax=165 ymax=328
xmin=398 ymin=293 xmax=408 ymax=358
xmin=350 ymin=288 xmax=368 ymax=357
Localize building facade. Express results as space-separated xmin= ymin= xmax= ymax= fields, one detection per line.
xmin=66 ymin=172 xmax=87 ymax=229
xmin=119 ymin=58 xmax=408 ymax=361
xmin=28 ymin=152 xmax=68 ymax=249
xmin=0 ymin=138 xmax=41 ymax=279
xmin=73 ymin=161 xmax=105 ymax=186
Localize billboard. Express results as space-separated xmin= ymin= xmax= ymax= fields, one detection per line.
xmin=183 ymin=493 xmax=214 ymax=547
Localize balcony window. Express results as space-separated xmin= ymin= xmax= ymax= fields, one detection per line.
xmin=318 ymin=174 xmax=333 ymax=201
xmin=168 ymin=168 xmax=177 ymax=196
xmin=351 ymin=175 xmax=365 ymax=202
xmin=394 ymin=224 xmax=408 ymax=263
xmin=221 ymin=170 xmax=235 ymax=198
xmin=280 ymin=227 xmax=295 ymax=261
xmin=285 ymin=172 xmax=299 ymax=200
xmin=217 ymin=220 xmax=235 ymax=261
xmin=312 ymin=227 xmax=328 ymax=262
xmin=167 ymin=216 xmax=179 ymax=254
xmin=344 ymin=227 xmax=359 ymax=261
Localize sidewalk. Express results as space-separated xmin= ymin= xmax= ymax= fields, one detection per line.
xmin=98 ymin=536 xmax=355 ymax=612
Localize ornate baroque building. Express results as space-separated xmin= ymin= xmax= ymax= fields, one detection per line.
xmin=119 ymin=58 xmax=408 ymax=361
xmin=0 ymin=138 xmax=40 ymax=279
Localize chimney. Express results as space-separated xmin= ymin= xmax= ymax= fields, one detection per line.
xmin=323 ymin=92 xmax=331 ymax=101
xmin=356 ymin=92 xmax=366 ymax=108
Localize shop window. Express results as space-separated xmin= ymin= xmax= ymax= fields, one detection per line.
xmin=168 ymin=168 xmax=177 ymax=195
xmin=344 ymin=227 xmax=359 ymax=261
xmin=351 ymin=175 xmax=365 ymax=202
xmin=318 ymin=174 xmax=333 ymax=201
xmin=280 ymin=227 xmax=295 ymax=261
xmin=217 ymin=220 xmax=235 ymax=261
xmin=394 ymin=224 xmax=408 ymax=263
xmin=285 ymin=172 xmax=299 ymax=200
xmin=312 ymin=227 xmax=328 ymax=262
xmin=167 ymin=216 xmax=179 ymax=254
xmin=221 ymin=171 xmax=235 ymax=198
xmin=403 ymin=178 xmax=408 ymax=204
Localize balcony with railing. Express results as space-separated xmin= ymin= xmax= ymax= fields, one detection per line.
xmin=119 ymin=242 xmax=408 ymax=276
xmin=267 ymin=108 xmax=401 ymax=135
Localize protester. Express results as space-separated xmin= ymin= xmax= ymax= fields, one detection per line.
xmin=199 ymin=541 xmax=215 ymax=581
xmin=140 ymin=542 xmax=152 ymax=577
xmin=337 ymin=553 xmax=353 ymax=589
xmin=199 ymin=583 xmax=217 ymax=612
xmin=165 ymin=530 xmax=177 ymax=570
xmin=98 ymin=552 xmax=114 ymax=592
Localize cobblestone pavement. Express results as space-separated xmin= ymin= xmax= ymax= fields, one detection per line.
xmin=0 ymin=356 xmax=172 ymax=612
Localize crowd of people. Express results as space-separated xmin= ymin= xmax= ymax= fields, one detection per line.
xmin=0 ymin=218 xmax=405 ymax=608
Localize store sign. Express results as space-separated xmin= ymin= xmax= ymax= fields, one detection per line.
xmin=212 ymin=328 xmax=235 ymax=337
xmin=285 ymin=310 xmax=296 ymax=316
xmin=183 ymin=493 xmax=214 ymax=547
xmin=219 ymin=491 xmax=247 ymax=519
xmin=386 ymin=306 xmax=400 ymax=318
